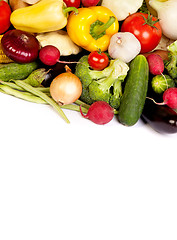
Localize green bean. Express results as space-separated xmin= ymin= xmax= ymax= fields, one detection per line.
xmin=0 ymin=85 xmax=89 ymax=114
xmin=14 ymin=80 xmax=70 ymax=123
xmin=37 ymin=87 xmax=50 ymax=93
xmin=0 ymin=80 xmax=89 ymax=113
xmin=0 ymin=80 xmax=50 ymax=94
xmin=0 ymin=80 xmax=24 ymax=91
xmin=75 ymin=99 xmax=90 ymax=109
xmin=75 ymin=99 xmax=118 ymax=114
xmin=0 ymin=84 xmax=47 ymax=104
xmin=61 ymin=104 xmax=88 ymax=114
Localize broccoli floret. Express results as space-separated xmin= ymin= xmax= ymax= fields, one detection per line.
xmin=75 ymin=56 xmax=94 ymax=105
xmin=165 ymin=40 xmax=177 ymax=79
xmin=75 ymin=55 xmax=129 ymax=109
xmin=109 ymin=80 xmax=122 ymax=109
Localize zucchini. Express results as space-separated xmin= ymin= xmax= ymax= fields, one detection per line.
xmin=118 ymin=55 xmax=149 ymax=126
xmin=0 ymin=61 xmax=38 ymax=81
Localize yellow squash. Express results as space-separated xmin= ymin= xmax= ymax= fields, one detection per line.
xmin=10 ymin=0 xmax=78 ymax=33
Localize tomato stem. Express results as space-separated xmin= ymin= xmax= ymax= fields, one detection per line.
xmin=142 ymin=11 xmax=159 ymax=29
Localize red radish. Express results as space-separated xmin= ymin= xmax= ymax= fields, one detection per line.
xmin=39 ymin=45 xmax=79 ymax=66
xmin=80 ymin=101 xmax=114 ymax=125
xmin=163 ymin=87 xmax=177 ymax=109
xmin=63 ymin=0 xmax=81 ymax=8
xmin=81 ymin=0 xmax=100 ymax=7
xmin=39 ymin=45 xmax=60 ymax=66
xmin=147 ymin=87 xmax=177 ymax=109
xmin=146 ymin=53 xmax=164 ymax=75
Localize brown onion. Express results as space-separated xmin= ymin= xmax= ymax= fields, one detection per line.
xmin=50 ymin=66 xmax=82 ymax=105
xmin=1 ymin=29 xmax=40 ymax=63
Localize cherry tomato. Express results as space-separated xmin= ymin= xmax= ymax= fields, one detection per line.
xmin=63 ymin=0 xmax=81 ymax=8
xmin=121 ymin=12 xmax=162 ymax=53
xmin=88 ymin=51 xmax=109 ymax=70
xmin=0 ymin=1 xmax=11 ymax=34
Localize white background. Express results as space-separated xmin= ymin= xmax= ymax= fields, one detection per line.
xmin=0 ymin=93 xmax=177 ymax=240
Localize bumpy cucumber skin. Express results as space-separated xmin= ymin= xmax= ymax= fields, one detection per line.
xmin=118 ymin=55 xmax=149 ymax=126
xmin=0 ymin=61 xmax=38 ymax=81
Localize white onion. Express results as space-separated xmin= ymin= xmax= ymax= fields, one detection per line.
xmin=108 ymin=32 xmax=141 ymax=63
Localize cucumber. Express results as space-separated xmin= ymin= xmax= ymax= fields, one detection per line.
xmin=0 ymin=61 xmax=38 ymax=81
xmin=118 ymin=55 xmax=149 ymax=126
xmin=151 ymin=74 xmax=175 ymax=94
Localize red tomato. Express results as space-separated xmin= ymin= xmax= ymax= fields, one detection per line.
xmin=0 ymin=1 xmax=11 ymax=34
xmin=121 ymin=12 xmax=162 ymax=53
xmin=88 ymin=51 xmax=109 ymax=70
xmin=63 ymin=0 xmax=80 ymax=8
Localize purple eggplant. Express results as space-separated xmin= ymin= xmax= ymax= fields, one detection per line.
xmin=141 ymin=99 xmax=177 ymax=134
xmin=40 ymin=50 xmax=88 ymax=87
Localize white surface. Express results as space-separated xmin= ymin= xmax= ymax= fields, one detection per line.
xmin=0 ymin=92 xmax=177 ymax=240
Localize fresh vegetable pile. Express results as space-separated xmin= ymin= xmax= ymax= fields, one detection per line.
xmin=0 ymin=0 xmax=177 ymax=134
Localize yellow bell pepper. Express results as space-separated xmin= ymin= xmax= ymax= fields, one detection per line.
xmin=66 ymin=6 xmax=119 ymax=52
xmin=10 ymin=0 xmax=78 ymax=33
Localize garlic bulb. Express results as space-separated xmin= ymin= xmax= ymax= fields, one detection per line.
xmin=108 ymin=32 xmax=141 ymax=63
xmin=149 ymin=0 xmax=177 ymax=40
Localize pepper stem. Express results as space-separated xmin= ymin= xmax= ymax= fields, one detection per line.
xmin=62 ymin=6 xmax=78 ymax=16
xmin=90 ymin=16 xmax=116 ymax=40
xmin=95 ymin=16 xmax=115 ymax=35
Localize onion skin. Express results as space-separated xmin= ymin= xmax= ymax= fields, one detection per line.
xmin=1 ymin=29 xmax=40 ymax=63
xmin=50 ymin=67 xmax=82 ymax=105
